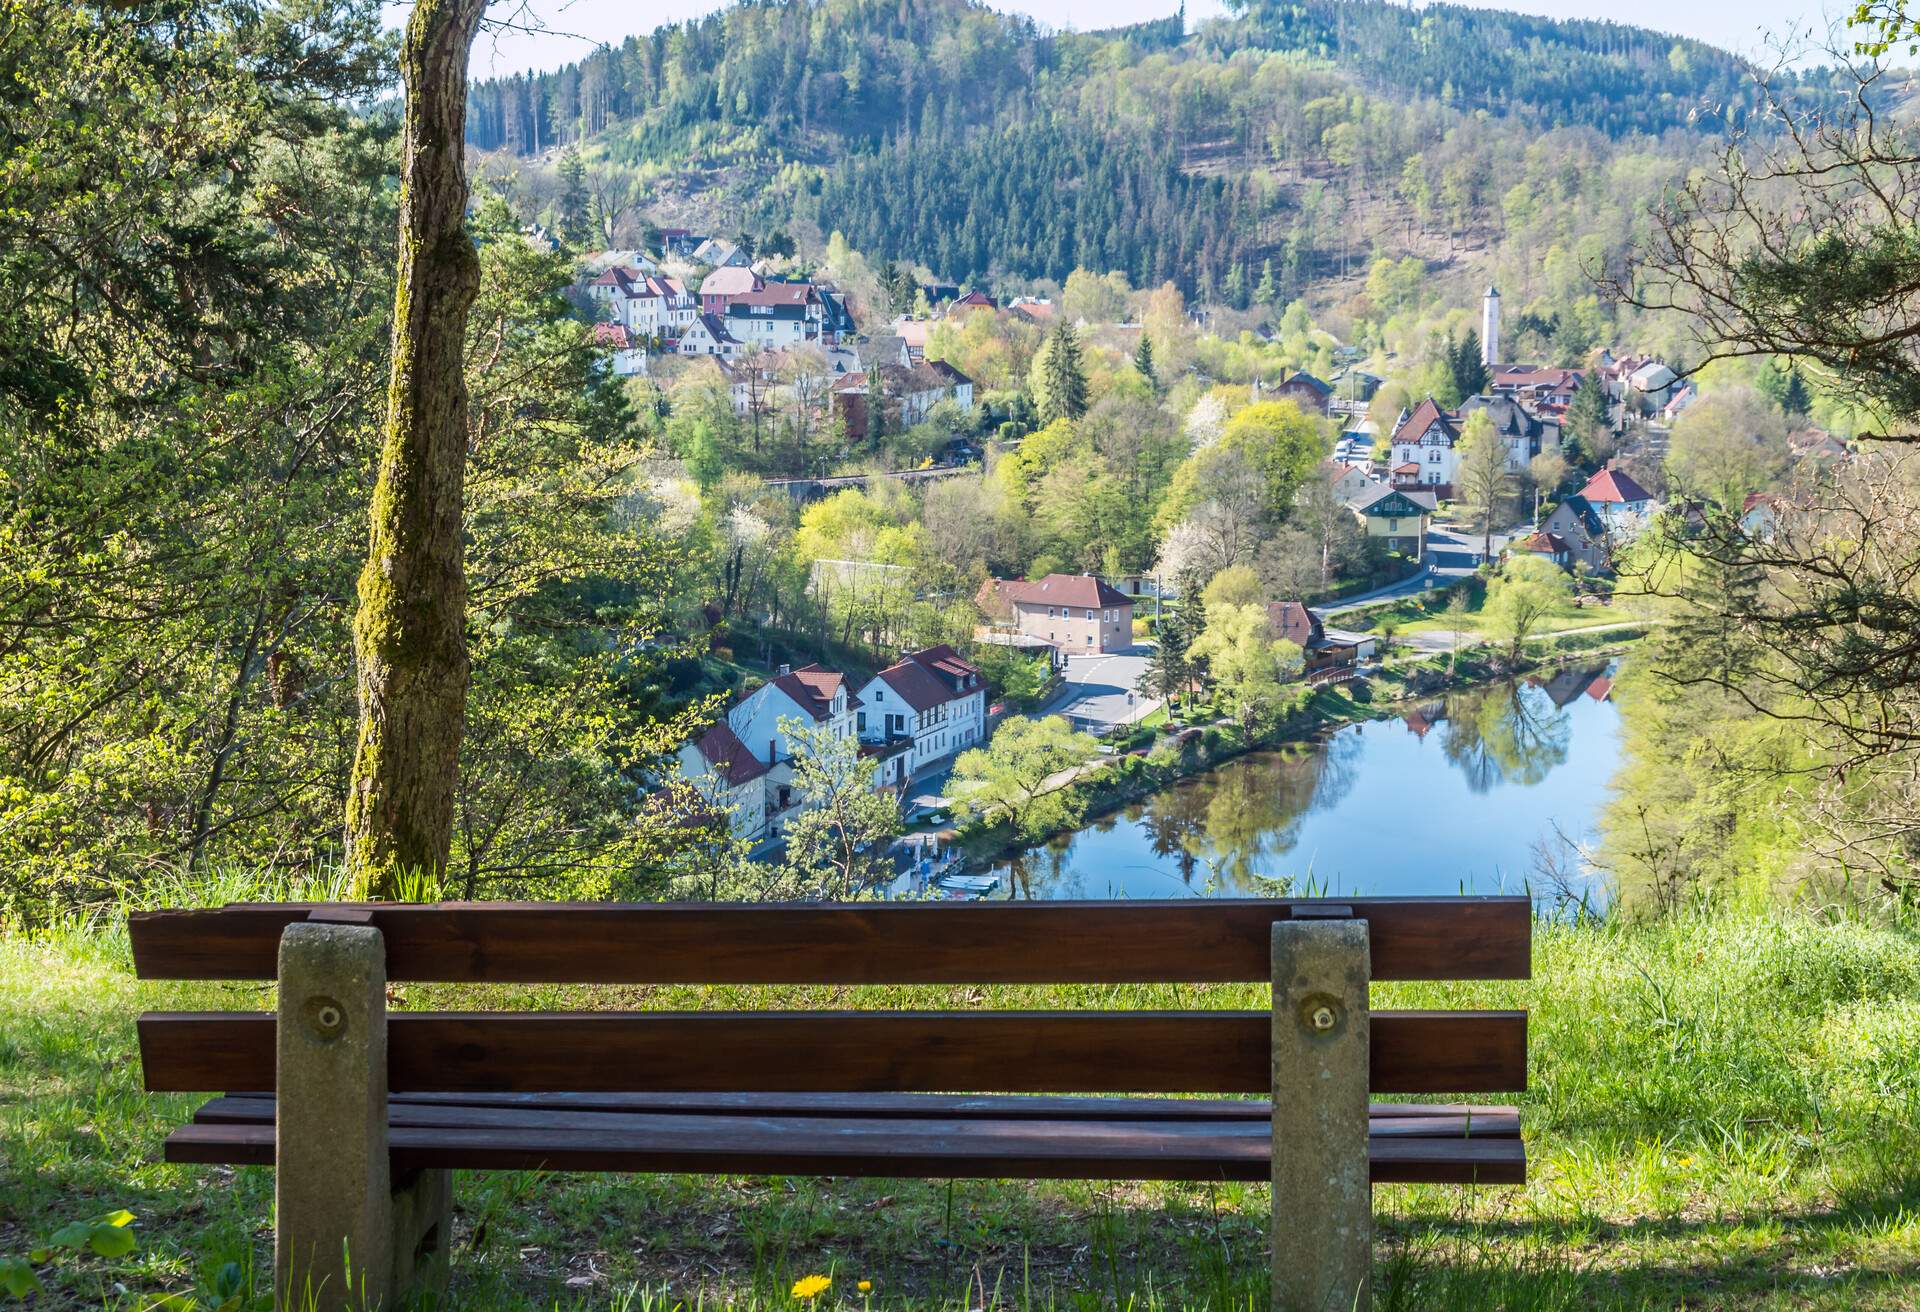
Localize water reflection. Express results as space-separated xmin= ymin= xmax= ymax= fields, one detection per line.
xmin=991 ymin=665 xmax=1617 ymax=901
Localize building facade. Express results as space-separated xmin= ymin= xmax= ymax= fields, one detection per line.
xmin=976 ymin=574 xmax=1136 ymax=654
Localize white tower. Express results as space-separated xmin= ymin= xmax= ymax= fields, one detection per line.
xmin=1481 ymin=285 xmax=1501 ymax=368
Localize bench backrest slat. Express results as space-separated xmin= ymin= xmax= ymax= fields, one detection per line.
xmin=127 ymin=898 xmax=1531 ymax=984
xmin=137 ymin=1009 xmax=1527 ymax=1096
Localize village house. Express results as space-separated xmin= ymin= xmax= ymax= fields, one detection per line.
xmin=854 ymin=645 xmax=988 ymax=783
xmin=1346 ymin=483 xmax=1436 ymax=557
xmin=590 ymin=323 xmax=646 ymax=377
xmin=726 ymin=282 xmax=818 ymax=349
xmin=671 ymin=663 xmax=868 ymax=846
xmin=656 ymin=228 xmax=704 ymax=257
xmin=1508 ymin=529 xmax=1574 ymax=569
xmin=678 ymin=313 xmax=744 ymax=359
xmin=830 ymin=360 xmax=975 ymax=441
xmin=691 ymin=237 xmax=750 ymax=268
xmin=1321 ymin=460 xmax=1376 ymax=503
xmin=1459 ymin=393 xmax=1561 ymax=470
xmin=976 ymin=573 xmax=1135 ymax=655
xmin=1389 ymin=398 xmax=1462 ymax=494
xmin=1271 ymin=371 xmax=1333 ymax=416
xmin=1577 ymin=465 xmax=1657 ymax=532
xmin=587 ymin=266 xmax=696 ymax=340
xmin=1541 ymin=495 xmax=1610 ymax=573
xmin=725 ymin=664 xmax=861 ymax=838
xmin=1488 ymin=365 xmax=1586 ymax=416
xmin=1264 ymin=602 xmax=1377 ymax=674
xmin=698 ymin=265 xmax=761 ymax=314
xmin=674 ymin=720 xmax=770 ymax=844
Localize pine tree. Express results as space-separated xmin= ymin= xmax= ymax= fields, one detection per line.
xmin=1781 ymin=368 xmax=1812 ymax=417
xmin=1561 ymin=379 xmax=1611 ymax=470
xmin=1134 ymin=333 xmax=1156 ymax=388
xmin=1452 ymin=329 xmax=1489 ymax=399
xmin=1255 ymin=258 xmax=1277 ymax=307
xmin=557 ymin=147 xmax=589 ymax=247
xmin=1039 ymin=322 xmax=1089 ymax=423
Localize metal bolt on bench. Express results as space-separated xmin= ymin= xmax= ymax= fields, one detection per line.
xmin=130 ymin=898 xmax=1531 ymax=1311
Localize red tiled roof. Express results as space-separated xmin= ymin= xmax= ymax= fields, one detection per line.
xmin=875 ymin=659 xmax=955 ymax=713
xmin=907 ymin=643 xmax=979 ymax=688
xmin=1513 ymin=530 xmax=1571 ymax=556
xmin=1393 ymin=397 xmax=1458 ymax=445
xmin=694 ymin=721 xmax=768 ymax=786
xmin=732 ymin=282 xmax=813 ymax=308
xmin=1579 ymin=467 xmax=1654 ymax=504
xmin=699 ymin=267 xmax=761 ymax=297
xmin=1265 ymin=601 xmax=1322 ymax=650
xmin=592 ymin=322 xmax=630 ymax=348
xmin=773 ymin=664 xmax=859 ymax=720
xmin=1586 ymin=675 xmax=1613 ymax=702
xmin=981 ymin=573 xmax=1134 ymax=610
xmin=1492 ymin=365 xmax=1586 ymax=391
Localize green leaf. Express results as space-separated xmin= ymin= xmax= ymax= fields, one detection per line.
xmin=0 ymin=1257 xmax=41 ymax=1299
xmin=47 ymin=1221 xmax=93 ymax=1250
xmin=94 ymin=1210 xmax=136 ymax=1229
xmin=140 ymin=1296 xmax=201 ymax=1311
xmin=87 ymin=1224 xmax=137 ymax=1259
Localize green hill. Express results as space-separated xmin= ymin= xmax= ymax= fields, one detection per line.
xmin=465 ymin=0 xmax=1772 ymax=303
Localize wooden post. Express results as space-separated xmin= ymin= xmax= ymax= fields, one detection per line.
xmin=276 ymin=919 xmax=450 ymax=1310
xmin=1271 ymin=916 xmax=1372 ymax=1312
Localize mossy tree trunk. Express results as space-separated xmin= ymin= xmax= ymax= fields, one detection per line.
xmin=344 ymin=0 xmax=489 ymax=899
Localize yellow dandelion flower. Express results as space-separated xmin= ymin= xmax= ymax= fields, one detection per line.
xmin=792 ymin=1275 xmax=832 ymax=1300
xmin=858 ymin=1281 xmax=872 ymax=1293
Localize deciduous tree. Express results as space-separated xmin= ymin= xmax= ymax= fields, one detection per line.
xmin=951 ymin=716 xmax=1099 ymax=841
xmin=345 ymin=0 xmax=491 ymax=896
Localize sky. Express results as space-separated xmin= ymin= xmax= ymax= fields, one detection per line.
xmin=447 ymin=0 xmax=1845 ymax=79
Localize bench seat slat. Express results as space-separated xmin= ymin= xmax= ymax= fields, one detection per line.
xmin=213 ymin=1090 xmax=1518 ymax=1122
xmin=163 ymin=1106 xmax=1525 ymax=1185
xmin=139 ymin=1009 xmax=1528 ymax=1096
xmin=127 ymin=897 xmax=1532 ymax=984
xmin=191 ymin=1095 xmax=1522 ymax=1140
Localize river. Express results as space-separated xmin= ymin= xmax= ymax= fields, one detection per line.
xmin=984 ymin=663 xmax=1621 ymax=904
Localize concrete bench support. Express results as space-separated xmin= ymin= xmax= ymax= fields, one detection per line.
xmin=1271 ymin=917 xmax=1372 ymax=1312
xmin=276 ymin=921 xmax=450 ymax=1311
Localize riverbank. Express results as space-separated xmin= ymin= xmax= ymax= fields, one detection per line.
xmin=4 ymin=897 xmax=1916 ymax=1309
xmin=951 ymin=625 xmax=1651 ymax=874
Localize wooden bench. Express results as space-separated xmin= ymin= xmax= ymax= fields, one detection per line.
xmin=131 ymin=897 xmax=1530 ymax=1311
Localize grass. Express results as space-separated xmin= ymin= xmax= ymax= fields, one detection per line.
xmin=3 ymin=899 xmax=1919 ymax=1309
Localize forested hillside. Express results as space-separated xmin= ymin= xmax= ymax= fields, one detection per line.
xmin=465 ymin=0 xmax=1782 ymax=298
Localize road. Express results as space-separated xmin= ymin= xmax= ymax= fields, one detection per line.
xmin=1323 ymin=524 xmax=1506 ymax=616
xmin=1040 ymin=647 xmax=1157 ymax=732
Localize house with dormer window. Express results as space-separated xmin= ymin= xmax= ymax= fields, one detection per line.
xmin=853 ymin=645 xmax=988 ymax=783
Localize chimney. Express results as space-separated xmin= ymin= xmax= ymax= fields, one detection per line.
xmin=1482 ymin=286 xmax=1501 ymax=368
xmin=776 ymin=663 xmax=791 ymax=677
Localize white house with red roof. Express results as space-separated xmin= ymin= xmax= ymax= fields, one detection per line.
xmin=854 ymin=645 xmax=988 ymax=781
xmin=976 ymin=574 xmax=1136 ymax=655
xmin=589 ymin=267 xmax=695 ymax=339
xmin=1577 ymin=464 xmax=1657 ymax=530
xmin=674 ymin=721 xmax=771 ymax=843
xmin=1389 ymin=397 xmax=1463 ymax=492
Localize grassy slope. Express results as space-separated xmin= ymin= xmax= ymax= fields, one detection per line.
xmin=2 ymin=905 xmax=1918 ymax=1310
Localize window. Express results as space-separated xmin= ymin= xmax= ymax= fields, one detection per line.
xmin=1388 ymin=518 xmax=1400 ymax=533
xmin=1047 ymin=606 xmax=1055 ymax=618
xmin=1084 ymin=609 xmax=1094 ymax=620
xmin=857 ymin=712 xmax=866 ymax=732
